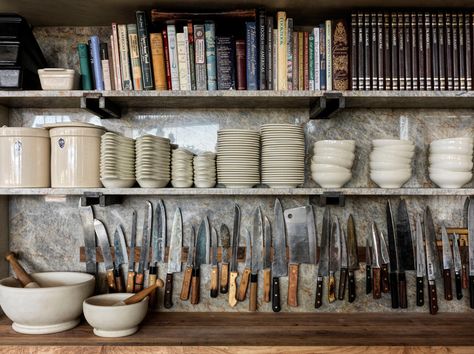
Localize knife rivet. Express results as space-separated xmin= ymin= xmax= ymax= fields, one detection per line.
xmin=288 ymin=214 xmax=293 ymax=219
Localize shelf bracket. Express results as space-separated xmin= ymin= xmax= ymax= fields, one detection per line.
xmin=309 ymin=92 xmax=345 ymax=119
xmin=80 ymin=192 xmax=123 ymax=207
xmin=80 ymin=93 xmax=121 ymax=119
xmin=310 ymin=192 xmax=345 ymax=207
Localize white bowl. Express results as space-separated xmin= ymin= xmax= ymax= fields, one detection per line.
xmin=83 ymin=293 xmax=148 ymax=337
xmin=312 ymin=155 xmax=354 ymax=169
xmin=372 ymin=148 xmax=414 ymax=159
xmin=370 ymin=169 xmax=412 ymax=188
xmin=0 ymin=272 xmax=95 ymax=334
xmin=369 ymin=151 xmax=412 ymax=164
xmin=314 ymin=140 xmax=355 ymax=152
xmin=312 ymin=171 xmax=352 ymax=188
xmin=430 ymin=144 xmax=473 ymax=155
xmin=369 ymin=161 xmax=411 ymax=171
xmin=429 ymin=171 xmax=472 ymax=188
xmin=311 ymin=163 xmax=351 ymax=173
xmin=430 ymin=160 xmax=473 ymax=172
xmin=373 ymin=144 xmax=415 ymax=153
xmin=313 ymin=147 xmax=355 ymax=161
xmin=431 ymin=137 xmax=473 ymax=145
xmin=372 ymin=139 xmax=414 ymax=148
xmin=429 ymin=153 xmax=473 ymax=164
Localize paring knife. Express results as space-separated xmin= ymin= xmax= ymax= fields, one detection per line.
xmin=441 ymin=223 xmax=453 ymax=301
xmin=453 ymin=233 xmax=463 ymax=300
xmin=272 ymin=198 xmax=287 ymax=312
xmin=415 ymin=215 xmax=426 ymax=307
xmin=210 ymin=226 xmax=219 ymax=298
xmin=135 ymin=201 xmax=152 ymax=292
xmin=371 ymin=222 xmax=382 ymax=299
xmin=315 ymin=208 xmax=331 ymax=308
xmin=126 ymin=210 xmax=137 ymax=293
xmin=338 ymin=228 xmax=348 ymax=300
xmin=379 ymin=231 xmax=390 ymax=293
xmin=249 ymin=207 xmax=264 ymax=311
xmin=79 ymin=204 xmax=96 ymax=276
xmin=191 ymin=216 xmax=210 ymax=305
xmin=424 ymin=206 xmax=439 ymax=315
xmin=346 ymin=214 xmax=359 ymax=303
xmin=386 ymin=200 xmax=399 ymax=309
xmin=164 ymin=208 xmax=183 ymax=309
xmin=180 ymin=226 xmax=195 ymax=301
xmin=366 ymin=235 xmax=372 ymax=295
xmin=263 ymin=216 xmax=272 ymax=303
xmin=113 ymin=225 xmax=128 ymax=293
xmin=468 ymin=197 xmax=474 ymax=309
xmin=328 ymin=217 xmax=341 ymax=303
xmin=229 ymin=204 xmax=241 ymax=308
xmin=220 ymin=224 xmax=231 ymax=294
xmin=237 ymin=228 xmax=252 ymax=302
xmin=94 ymin=219 xmax=116 ymax=293
xmin=149 ymin=200 xmax=166 ymax=307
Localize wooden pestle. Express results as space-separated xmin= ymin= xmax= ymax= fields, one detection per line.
xmin=113 ymin=279 xmax=164 ymax=306
xmin=5 ymin=252 xmax=40 ymax=288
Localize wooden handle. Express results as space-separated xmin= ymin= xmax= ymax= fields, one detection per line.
xmin=148 ymin=270 xmax=158 ymax=309
xmin=122 ymin=279 xmax=164 ymax=305
xmin=455 ymin=272 xmax=463 ymax=300
xmin=470 ymin=276 xmax=474 ymax=309
xmin=220 ymin=263 xmax=229 ymax=294
xmin=210 ymin=265 xmax=219 ymax=298
xmin=428 ymin=281 xmax=438 ymax=315
xmin=372 ymin=268 xmax=381 ymax=299
xmin=249 ymin=273 xmax=258 ymax=311
xmin=114 ymin=268 xmax=124 ymax=293
xmin=398 ymin=272 xmax=407 ymax=308
xmin=416 ymin=276 xmax=424 ymax=307
xmin=229 ymin=271 xmax=238 ymax=307
xmin=106 ymin=269 xmax=116 ymax=293
xmin=5 ymin=252 xmax=38 ymax=288
xmin=381 ymin=264 xmax=390 ymax=293
xmin=190 ymin=268 xmax=200 ymax=305
xmin=328 ymin=273 xmax=336 ymax=303
xmin=338 ymin=268 xmax=348 ymax=301
xmin=263 ymin=268 xmax=271 ymax=303
xmin=348 ymin=271 xmax=356 ymax=303
xmin=126 ymin=271 xmax=135 ymax=293
xmin=272 ymin=277 xmax=281 ymax=312
xmin=366 ymin=265 xmax=372 ymax=295
xmin=462 ymin=263 xmax=469 ymax=289
xmin=287 ymin=264 xmax=299 ymax=307
xmin=315 ymin=276 xmax=323 ymax=309
xmin=180 ymin=266 xmax=193 ymax=301
xmin=389 ymin=272 xmax=399 ymax=309
xmin=237 ymin=267 xmax=251 ymax=301
xmin=134 ymin=273 xmax=144 ymax=292
xmin=443 ymin=269 xmax=453 ymax=301
xmin=164 ymin=273 xmax=174 ymax=309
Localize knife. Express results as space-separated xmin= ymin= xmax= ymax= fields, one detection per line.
xmin=237 ymin=228 xmax=252 ymax=302
xmin=315 ymin=208 xmax=331 ymax=308
xmin=149 ymin=200 xmax=166 ymax=307
xmin=263 ymin=216 xmax=272 ymax=303
xmin=272 ymin=198 xmax=287 ymax=312
xmin=462 ymin=197 xmax=470 ymax=289
xmin=346 ymin=214 xmax=359 ymax=303
xmin=180 ymin=226 xmax=195 ymax=301
xmin=396 ymin=199 xmax=415 ymax=309
xmin=415 ymin=214 xmax=426 ymax=307
xmin=126 ymin=210 xmax=137 ymax=293
xmin=229 ymin=204 xmax=241 ymax=307
xmin=113 ymin=225 xmax=128 ymax=293
xmin=338 ymin=227 xmax=348 ymax=300
xmin=386 ymin=200 xmax=399 ymax=309
xmin=79 ymin=204 xmax=96 ymax=276
xmin=453 ymin=233 xmax=463 ymax=300
xmin=366 ymin=235 xmax=372 ymax=295
xmin=220 ymin=224 xmax=231 ymax=294
xmin=424 ymin=206 xmax=439 ymax=315
xmin=371 ymin=222 xmax=382 ymax=299
xmin=379 ymin=231 xmax=390 ymax=293
xmin=285 ymin=206 xmax=311 ymax=307
xmin=164 ymin=208 xmax=183 ymax=308
xmin=94 ymin=219 xmax=116 ymax=293
xmin=307 ymin=205 xmax=317 ymax=267
xmin=191 ymin=216 xmax=210 ymax=305
xmin=249 ymin=207 xmax=264 ymax=311
xmin=328 ymin=217 xmax=341 ymax=303
xmin=441 ymin=223 xmax=453 ymax=301
xmin=135 ymin=201 xmax=152 ymax=292
xmin=468 ymin=197 xmax=474 ymax=309
xmin=210 ymin=226 xmax=219 ymax=298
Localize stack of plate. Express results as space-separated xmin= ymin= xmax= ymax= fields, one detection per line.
xmin=171 ymin=148 xmax=194 ymax=188
xmin=135 ymin=134 xmax=171 ymax=188
xmin=100 ymin=132 xmax=135 ymax=188
xmin=216 ymin=129 xmax=260 ymax=188
xmin=260 ymin=124 xmax=305 ymax=188
xmin=194 ymin=152 xmax=216 ymax=188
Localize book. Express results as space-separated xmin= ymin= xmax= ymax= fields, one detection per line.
xmin=162 ymin=29 xmax=172 ymax=90
xmin=77 ymin=43 xmax=92 ymax=90
xmin=127 ymin=24 xmax=142 ymax=90
xmin=417 ymin=14 xmax=425 ymax=90
xmin=363 ymin=14 xmax=370 ymax=90
xmin=88 ymin=39 xmax=96 ymax=89
xmin=236 ymin=39 xmax=246 ymax=90
xmin=326 ymin=20 xmax=333 ymax=90
xmin=453 ymin=14 xmax=460 ymax=90
xmin=166 ymin=23 xmax=180 ymax=90
xmin=136 ymin=11 xmax=154 ymax=90
xmin=391 ymin=13 xmax=398 ymax=90
xmin=466 ymin=13 xmax=472 ymax=90
xmin=90 ymin=36 xmax=104 ymax=90
xmin=404 ymin=13 xmax=411 ymax=91
xmin=177 ymin=32 xmax=190 ymax=90
xmin=432 ymin=14 xmax=439 ymax=91
xmin=371 ymin=13 xmax=377 ymax=90
xmin=314 ymin=27 xmax=320 ymax=90
xmin=117 ymin=25 xmax=132 ymax=90
xmin=332 ymin=19 xmax=349 ymax=90
xmin=438 ymin=14 xmax=446 ymax=90
xmin=320 ymin=24 xmax=326 ymax=90
xmin=194 ymin=24 xmax=207 ymax=90
xmin=258 ymin=8 xmax=266 ymax=90
xmin=273 ymin=29 xmax=278 ymax=89
xmin=446 ymin=13 xmax=453 ymax=90
xmin=286 ymin=18 xmax=293 ymax=90
xmin=292 ymin=31 xmax=299 ymax=90
xmin=266 ymin=16 xmax=273 ymax=90
xmin=183 ymin=26 xmax=192 ymax=90
xmin=108 ymin=35 xmax=116 ymax=90
xmin=298 ymin=32 xmax=304 ymax=90
xmin=150 ymin=33 xmax=167 ymax=90
xmin=304 ymin=31 xmax=309 ymax=90
xmin=187 ymin=21 xmax=196 ymax=90
xmin=383 ymin=14 xmax=391 ymax=90
xmin=350 ymin=14 xmax=357 ymax=90
xmin=398 ymin=13 xmax=405 ymax=90
xmin=377 ymin=13 xmax=384 ymax=90
xmin=358 ymin=14 xmax=364 ymax=90
xmin=205 ymin=21 xmax=217 ymax=90
xmin=111 ymin=23 xmax=122 ymax=90
xmin=424 ymin=13 xmax=432 ymax=90
xmin=216 ymin=36 xmax=236 ymax=90
xmin=411 ymin=13 xmax=418 ymax=90
xmin=277 ymin=11 xmax=287 ymax=90
xmin=246 ymin=21 xmax=258 ymax=90
xmin=309 ymin=31 xmax=315 ymax=90
xmin=100 ymin=43 xmax=112 ymax=91
xmin=459 ymin=14 xmax=466 ymax=90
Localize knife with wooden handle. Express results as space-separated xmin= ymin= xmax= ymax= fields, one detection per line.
xmin=424 ymin=206 xmax=439 ymax=315
xmin=180 ymin=227 xmax=195 ymax=301
xmin=229 ymin=204 xmax=240 ymax=308
xmin=190 ymin=216 xmax=209 ymax=305
xmin=126 ymin=210 xmax=137 ymax=293
xmin=149 ymin=199 xmax=166 ymax=309
xmin=210 ymin=226 xmax=219 ymax=298
xmin=94 ymin=219 xmax=116 ymax=293
xmin=249 ymin=207 xmax=263 ymax=311
xmin=164 ymin=208 xmax=183 ymax=309
xmin=371 ymin=222 xmax=382 ymax=299
xmin=237 ymin=229 xmax=251 ymax=302
xmin=441 ymin=223 xmax=453 ymax=301
xmin=135 ymin=201 xmax=152 ymax=292
xmin=113 ymin=225 xmax=128 ymax=294
xmin=219 ymin=224 xmax=231 ymax=294
xmin=379 ymin=231 xmax=390 ymax=293
xmin=328 ymin=218 xmax=341 ymax=303
xmin=263 ymin=216 xmax=272 ymax=303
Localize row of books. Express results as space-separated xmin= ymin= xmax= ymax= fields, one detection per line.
xmin=351 ymin=12 xmax=474 ymax=91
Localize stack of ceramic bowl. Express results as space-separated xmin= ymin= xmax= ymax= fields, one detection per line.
xmin=369 ymin=139 xmax=414 ymax=188
xmin=311 ymin=140 xmax=355 ymax=188
xmin=171 ymin=148 xmax=194 ymax=188
xmin=135 ymin=134 xmax=171 ymax=188
xmin=100 ymin=132 xmax=135 ymax=188
xmin=193 ymin=152 xmax=216 ymax=188
xmin=429 ymin=137 xmax=474 ymax=188
xmin=260 ymin=124 xmax=305 ymax=188
xmin=216 ymin=129 xmax=260 ymax=188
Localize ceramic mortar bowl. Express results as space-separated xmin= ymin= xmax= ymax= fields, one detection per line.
xmin=0 ymin=272 xmax=95 ymax=334
xmin=83 ymin=293 xmax=149 ymax=337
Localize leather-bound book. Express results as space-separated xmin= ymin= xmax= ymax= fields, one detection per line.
xmin=351 ymin=14 xmax=357 ymax=90
xmin=453 ymin=13 xmax=460 ymax=90
xmin=459 ymin=14 xmax=466 ymax=90
xmin=371 ymin=13 xmax=378 ymax=89
xmin=358 ymin=13 xmax=365 ymax=90
xmin=391 ymin=13 xmax=398 ymax=90
xmin=411 ymin=13 xmax=418 ymax=90
xmin=438 ymin=14 xmax=446 ymax=90
xmin=432 ymin=14 xmax=439 ymax=91
xmin=398 ymin=13 xmax=405 ymax=90
xmin=446 ymin=13 xmax=453 ymax=90
xmin=377 ymin=13 xmax=384 ymax=89
xmin=364 ymin=14 xmax=371 ymax=89
xmin=384 ymin=13 xmax=391 ymax=89
xmin=466 ymin=13 xmax=472 ymax=90
xmin=424 ymin=13 xmax=432 ymax=90
xmin=332 ymin=18 xmax=350 ymax=90
xmin=235 ymin=39 xmax=247 ymax=90
xmin=417 ymin=13 xmax=425 ymax=90
xmin=404 ymin=13 xmax=412 ymax=90
xmin=150 ymin=33 xmax=168 ymax=90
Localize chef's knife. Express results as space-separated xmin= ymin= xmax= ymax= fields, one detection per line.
xmin=210 ymin=226 xmax=219 ymax=298
xmin=113 ymin=225 xmax=128 ymax=293
xmin=468 ymin=197 xmax=474 ymax=309
xmin=366 ymin=236 xmax=372 ymax=295
xmin=386 ymin=200 xmax=399 ymax=309
xmin=371 ymin=222 xmax=382 ymax=299
xmin=229 ymin=204 xmax=241 ymax=307
xmin=149 ymin=200 xmax=166 ymax=306
xmin=307 ymin=205 xmax=317 ymax=266
xmin=135 ymin=201 xmax=152 ymax=292
xmin=338 ymin=228 xmax=348 ymax=300
xmin=328 ymin=217 xmax=341 ymax=303
xmin=164 ymin=208 xmax=183 ymax=308
xmin=396 ymin=200 xmax=415 ymax=308
xmin=285 ymin=206 xmax=311 ymax=307
xmin=462 ymin=197 xmax=470 ymax=289
xmin=272 ymin=198 xmax=287 ymax=312
xmin=315 ymin=208 xmax=331 ymax=308
xmin=453 ymin=233 xmax=463 ymax=300
xmin=191 ymin=216 xmax=210 ymax=305
xmin=220 ymin=224 xmax=231 ymax=294
xmin=379 ymin=231 xmax=390 ymax=293
xmin=126 ymin=210 xmax=137 ymax=293
xmin=180 ymin=226 xmax=195 ymax=301
xmin=79 ymin=204 xmax=96 ymax=276
xmin=424 ymin=206 xmax=439 ymax=315
xmin=441 ymin=223 xmax=453 ymax=301
xmin=249 ymin=207 xmax=264 ymax=311
xmin=263 ymin=216 xmax=272 ymax=303
xmin=415 ymin=215 xmax=426 ymax=307
xmin=346 ymin=214 xmax=359 ymax=303
xmin=94 ymin=219 xmax=116 ymax=293
xmin=237 ymin=228 xmax=252 ymax=302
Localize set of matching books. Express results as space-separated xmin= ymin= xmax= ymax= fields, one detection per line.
xmin=351 ymin=12 xmax=474 ymax=91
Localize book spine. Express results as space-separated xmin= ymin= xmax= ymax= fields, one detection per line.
xmin=351 ymin=14 xmax=357 ymax=90
xmin=136 ymin=11 xmax=154 ymax=90
xmin=127 ymin=24 xmax=142 ymax=90
xmin=292 ymin=32 xmax=299 ymax=90
xmin=286 ymin=18 xmax=294 ymax=90
xmin=118 ymin=25 xmax=132 ymax=90
xmin=404 ymin=14 xmax=412 ymax=90
xmin=446 ymin=13 xmax=453 ymax=90
xmin=277 ymin=11 xmax=287 ymax=90
xmin=266 ymin=16 xmax=274 ymax=90
xmin=453 ymin=13 xmax=460 ymax=90
xmin=377 ymin=13 xmax=384 ymax=90
xmin=309 ymin=31 xmax=315 ymax=90
xmin=204 ymin=21 xmax=217 ymax=90
xmin=111 ymin=23 xmax=122 ymax=90
xmin=304 ymin=31 xmax=309 ymax=90
xmin=183 ymin=26 xmax=192 ymax=90
xmin=150 ymin=33 xmax=167 ymax=90
xmin=107 ymin=36 xmax=116 ymax=90
xmin=466 ymin=13 xmax=472 ymax=90
xmin=90 ymin=36 xmax=104 ymax=90
xmin=438 ymin=14 xmax=445 ymax=90
xmin=177 ymin=32 xmax=189 ymax=90
xmin=246 ymin=21 xmax=258 ymax=90
xmin=194 ymin=24 xmax=207 ymax=90
xmin=162 ymin=29 xmax=172 ymax=90
xmin=432 ymin=14 xmax=439 ymax=91
xmin=364 ymin=14 xmax=370 ymax=90
xmin=258 ymin=8 xmax=266 ymax=90
xmin=77 ymin=43 xmax=93 ymax=90
xmin=383 ymin=14 xmax=391 ymax=90
xmin=417 ymin=13 xmax=425 ymax=90
xmin=314 ymin=27 xmax=320 ymax=90
xmin=216 ymin=36 xmax=235 ymax=90
xmin=167 ymin=24 xmax=180 ymax=90
xmin=298 ymin=32 xmax=304 ymax=90
xmin=273 ymin=29 xmax=278 ymax=89
xmin=411 ymin=14 xmax=418 ymax=90
xmin=236 ymin=39 xmax=247 ymax=90
xmin=391 ymin=13 xmax=398 ymax=90
xmin=459 ymin=14 xmax=466 ymax=90
xmin=424 ymin=13 xmax=432 ymax=90
xmin=187 ymin=22 xmax=196 ymax=90
xmin=371 ymin=13 xmax=378 ymax=89
xmin=326 ymin=20 xmax=333 ymax=90
xmin=100 ymin=43 xmax=112 ymax=91
xmin=332 ymin=19 xmax=350 ymax=90
xmin=398 ymin=14 xmax=405 ymax=90
xmin=320 ymin=24 xmax=326 ymax=90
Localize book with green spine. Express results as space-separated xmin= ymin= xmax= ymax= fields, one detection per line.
xmin=77 ymin=43 xmax=92 ymax=90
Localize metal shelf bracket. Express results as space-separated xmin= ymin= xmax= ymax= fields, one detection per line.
xmin=80 ymin=192 xmax=123 ymax=207
xmin=309 ymin=92 xmax=345 ymax=119
xmin=80 ymin=93 xmax=121 ymax=119
xmin=310 ymin=191 xmax=345 ymax=207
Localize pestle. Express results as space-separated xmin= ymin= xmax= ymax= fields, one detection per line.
xmin=5 ymin=252 xmax=40 ymax=288
xmin=113 ymin=279 xmax=164 ymax=306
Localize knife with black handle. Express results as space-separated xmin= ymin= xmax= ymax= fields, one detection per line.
xmin=452 ymin=233 xmax=463 ymax=300
xmin=338 ymin=229 xmax=348 ymax=301
xmin=415 ymin=215 xmax=425 ymax=307
xmin=365 ymin=237 xmax=372 ymax=295
xmin=468 ymin=197 xmax=474 ymax=309
xmin=441 ymin=223 xmax=453 ymax=301
xmin=424 ymin=206 xmax=439 ymax=315
xmin=315 ymin=208 xmax=330 ymax=308
xmin=386 ymin=201 xmax=399 ymax=309
xmin=346 ymin=215 xmax=359 ymax=303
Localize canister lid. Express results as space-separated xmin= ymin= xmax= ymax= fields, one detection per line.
xmin=49 ymin=126 xmax=105 ymax=138
xmin=0 ymin=126 xmax=49 ymax=138
xmin=42 ymin=122 xmax=106 ymax=130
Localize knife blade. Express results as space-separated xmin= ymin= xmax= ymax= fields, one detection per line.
xmin=424 ymin=206 xmax=439 ymax=315
xmin=94 ymin=219 xmax=115 ymax=293
xmin=249 ymin=207 xmax=264 ymax=311
xmin=149 ymin=200 xmax=166 ymax=308
xmin=191 ymin=216 xmax=210 ymax=305
xmin=415 ymin=214 xmax=426 ymax=307
xmin=338 ymin=227 xmax=348 ymax=301
xmin=237 ymin=228 xmax=252 ymax=302
xmin=126 ymin=210 xmax=137 ymax=293
xmin=468 ymin=197 xmax=474 ymax=309
xmin=462 ymin=197 xmax=470 ymax=289
xmin=263 ymin=216 xmax=272 ymax=303
xmin=379 ymin=231 xmax=390 ymax=293
xmin=210 ymin=226 xmax=219 ymax=298
xmin=366 ymin=235 xmax=372 ymax=295
xmin=229 ymin=204 xmax=241 ymax=307
xmin=453 ymin=233 xmax=463 ymax=300
xmin=79 ymin=204 xmax=96 ymax=276
xmin=272 ymin=198 xmax=287 ymax=312
xmin=346 ymin=214 xmax=359 ymax=303
xmin=285 ymin=206 xmax=311 ymax=307
xmin=441 ymin=223 xmax=453 ymax=301
xmin=371 ymin=222 xmax=382 ymax=299
xmin=135 ymin=201 xmax=152 ymax=292
xmin=328 ymin=217 xmax=341 ymax=303
xmin=386 ymin=200 xmax=399 ymax=309
xmin=315 ymin=207 xmax=331 ymax=308
xmin=220 ymin=224 xmax=231 ymax=294
xmin=113 ymin=225 xmax=128 ymax=293
xmin=180 ymin=226 xmax=195 ymax=301
xmin=307 ymin=205 xmax=317 ymax=265
xmin=164 ymin=208 xmax=183 ymax=308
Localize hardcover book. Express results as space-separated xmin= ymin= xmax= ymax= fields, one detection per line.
xmin=194 ymin=24 xmax=207 ymax=90
xmin=162 ymin=29 xmax=172 ymax=90
xmin=277 ymin=11 xmax=287 ymax=90
xmin=404 ymin=14 xmax=411 ymax=90
xmin=183 ymin=26 xmax=192 ymax=90
xmin=167 ymin=23 xmax=180 ymax=90
xmin=358 ymin=13 xmax=364 ymax=90
xmin=292 ymin=31 xmax=299 ymax=90
xmin=298 ymin=32 xmax=304 ymax=90
xmin=150 ymin=33 xmax=167 ymax=90
xmin=431 ymin=14 xmax=439 ymax=91
xmin=136 ymin=11 xmax=154 ymax=90
xmin=424 ymin=13 xmax=432 ymax=90
xmin=77 ymin=43 xmax=92 ymax=90
xmin=446 ymin=13 xmax=453 ymax=90
xmin=326 ymin=20 xmax=333 ymax=90
xmin=216 ymin=36 xmax=236 ymax=90
xmin=258 ymin=8 xmax=266 ymax=90
xmin=363 ymin=14 xmax=370 ymax=90
xmin=187 ymin=22 xmax=197 ymax=90
xmin=245 ymin=21 xmax=258 ymax=90
xmin=127 ymin=24 xmax=142 ymax=90
xmin=411 ymin=13 xmax=418 ymax=90
xmin=459 ymin=14 xmax=466 ymax=90
xmin=398 ymin=13 xmax=405 ymax=90
xmin=287 ymin=18 xmax=293 ymax=90
xmin=417 ymin=14 xmax=425 ymax=90
xmin=309 ymin=31 xmax=315 ymax=90
xmin=377 ymin=13 xmax=384 ymax=90
xmin=100 ymin=43 xmax=112 ymax=90
xmin=205 ymin=21 xmax=217 ymax=90
xmin=350 ymin=14 xmax=357 ymax=90
xmin=117 ymin=25 xmax=132 ymax=90
xmin=90 ymin=35 xmax=104 ymax=90
xmin=332 ymin=19 xmax=349 ymax=90
xmin=453 ymin=13 xmax=460 ymax=90
xmin=314 ymin=27 xmax=320 ymax=90
xmin=466 ymin=14 xmax=472 ymax=90
xmin=235 ymin=39 xmax=246 ymax=90
xmin=177 ymin=32 xmax=190 ymax=90
xmin=320 ymin=24 xmax=326 ymax=90
xmin=383 ymin=13 xmax=391 ymax=90
xmin=371 ymin=13 xmax=378 ymax=89
xmin=391 ymin=13 xmax=398 ymax=90
xmin=438 ymin=14 xmax=446 ymax=90
xmin=266 ymin=16 xmax=274 ymax=90
xmin=304 ymin=31 xmax=309 ymax=90
xmin=111 ymin=23 xmax=123 ymax=90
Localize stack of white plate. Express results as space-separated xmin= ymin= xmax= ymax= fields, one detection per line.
xmin=135 ymin=134 xmax=171 ymax=188
xmin=194 ymin=152 xmax=216 ymax=188
xmin=429 ymin=137 xmax=474 ymax=188
xmin=100 ymin=132 xmax=135 ymax=188
xmin=216 ymin=129 xmax=260 ymax=188
xmin=369 ymin=139 xmax=414 ymax=188
xmin=171 ymin=148 xmax=194 ymax=188
xmin=261 ymin=124 xmax=305 ymax=188
xmin=311 ymin=140 xmax=355 ymax=188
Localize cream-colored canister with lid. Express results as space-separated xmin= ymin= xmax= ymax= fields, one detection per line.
xmin=0 ymin=127 xmax=50 ymax=187
xmin=49 ymin=125 xmax=105 ymax=187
